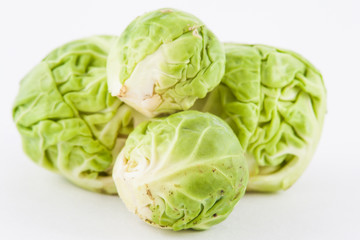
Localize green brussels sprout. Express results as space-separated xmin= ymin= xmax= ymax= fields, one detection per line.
xmin=193 ymin=44 xmax=327 ymax=192
xmin=107 ymin=8 xmax=225 ymax=117
xmin=13 ymin=36 xmax=147 ymax=194
xmin=113 ymin=111 xmax=248 ymax=230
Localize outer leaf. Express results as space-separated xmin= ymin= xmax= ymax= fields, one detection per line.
xmin=194 ymin=44 xmax=327 ymax=192
xmin=13 ymin=36 xmax=147 ymax=194
xmin=113 ymin=111 xmax=248 ymax=230
xmin=107 ymin=8 xmax=225 ymax=117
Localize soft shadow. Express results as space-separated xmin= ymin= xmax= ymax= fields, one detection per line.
xmin=141 ymin=221 xmax=215 ymax=238
xmin=244 ymin=190 xmax=285 ymax=196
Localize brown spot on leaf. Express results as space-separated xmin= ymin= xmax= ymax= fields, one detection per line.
xmin=232 ymin=192 xmax=241 ymax=200
xmin=192 ymin=29 xmax=202 ymax=39
xmin=160 ymin=9 xmax=173 ymax=13
xmin=118 ymin=85 xmax=127 ymax=97
xmin=145 ymin=184 xmax=154 ymax=201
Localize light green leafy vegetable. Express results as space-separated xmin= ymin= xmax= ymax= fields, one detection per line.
xmin=113 ymin=111 xmax=248 ymax=230
xmin=193 ymin=44 xmax=327 ymax=192
xmin=107 ymin=8 xmax=225 ymax=117
xmin=13 ymin=36 xmax=147 ymax=194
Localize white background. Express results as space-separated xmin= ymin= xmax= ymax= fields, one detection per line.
xmin=1 ymin=0 xmax=359 ymax=239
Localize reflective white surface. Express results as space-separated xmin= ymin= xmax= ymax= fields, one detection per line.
xmin=1 ymin=0 xmax=359 ymax=239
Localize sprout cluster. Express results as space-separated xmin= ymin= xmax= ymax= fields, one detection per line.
xmin=13 ymin=8 xmax=326 ymax=231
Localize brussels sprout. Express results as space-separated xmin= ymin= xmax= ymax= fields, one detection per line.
xmin=113 ymin=111 xmax=248 ymax=230
xmin=13 ymin=36 xmax=147 ymax=194
xmin=193 ymin=44 xmax=327 ymax=192
xmin=107 ymin=8 xmax=225 ymax=117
